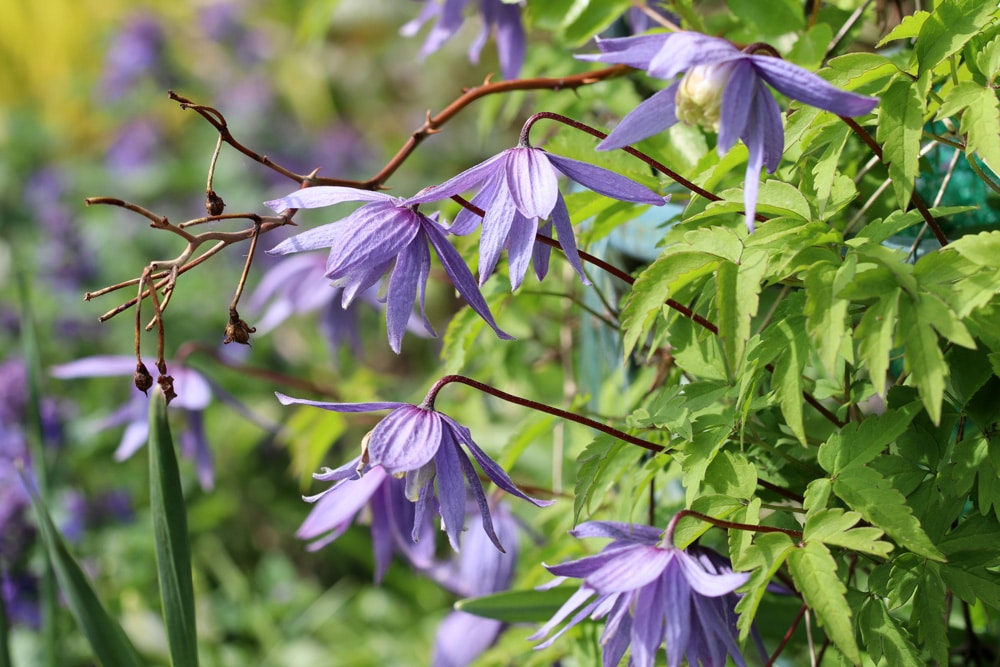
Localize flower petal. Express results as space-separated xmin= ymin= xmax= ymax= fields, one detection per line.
xmin=297 ymin=466 xmax=387 ymax=543
xmin=114 ymin=420 xmax=149 ymax=461
xmin=717 ymin=59 xmax=757 ymax=154
xmin=264 ymin=186 xmax=394 ymax=212
xmin=323 ymin=203 xmax=422 ymax=278
xmin=531 ymin=219 xmax=553 ymax=282
xmin=405 ymin=151 xmax=507 ymax=204
xmin=268 ymin=220 xmax=349 ymax=255
xmin=275 ymin=392 xmax=407 ymax=413
xmin=646 ymin=32 xmax=741 ymax=80
xmin=528 ymin=585 xmax=598 ymax=644
xmin=582 ymin=545 xmax=674 ymax=593
xmin=630 ymin=573 xmax=666 ymax=667
xmin=751 ymin=56 xmax=879 ymax=117
xmin=548 ymin=193 xmax=590 ymax=286
xmin=546 ymin=153 xmax=665 ymax=206
xmin=456 ymin=441 xmax=504 ymax=551
xmin=433 ymin=431 xmax=469 ymax=552
xmin=570 ymin=521 xmax=664 ymax=544
xmin=576 ymin=34 xmax=670 ymax=69
xmin=368 ymin=405 xmax=442 ymax=472
xmin=478 ymin=181 xmax=518 ymax=283
xmin=504 ymin=148 xmax=559 ymax=219
xmin=675 ymin=550 xmax=749 ymax=597
xmin=504 ymin=211 xmax=537 ymax=291
xmin=50 ymin=355 xmax=139 ymax=378
xmin=597 ymin=84 xmax=680 ymax=151
xmin=385 ymin=237 xmax=427 ymax=353
xmin=431 ymin=612 xmax=505 ymax=667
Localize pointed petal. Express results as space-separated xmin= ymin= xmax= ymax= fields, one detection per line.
xmin=570 ymin=521 xmax=664 ymax=544
xmin=630 ymin=574 xmax=666 ymax=667
xmin=492 ymin=3 xmax=525 ymax=80
xmin=275 ymin=392 xmax=407 ymax=412
xmin=676 ymin=550 xmax=749 ymax=597
xmin=646 ymin=32 xmax=741 ymax=79
xmin=264 ymin=186 xmax=394 ymax=212
xmin=527 ymin=586 xmax=598 ymax=643
xmin=549 ymin=194 xmax=590 ymax=286
xmin=433 ymin=432 xmax=469 ymax=551
xmin=547 ymin=153 xmax=665 ymax=205
xmin=597 ymin=84 xmax=680 ymax=151
xmin=584 ymin=545 xmax=674 ymax=593
xmin=504 ymin=212 xmax=537 ymax=291
xmin=456 ymin=442 xmax=504 ymax=551
xmin=297 ymin=466 xmax=386 ymax=541
xmin=531 ymin=219 xmax=553 ymax=282
xmin=180 ymin=410 xmax=214 ymax=490
xmin=576 ymin=34 xmax=671 ymax=69
xmin=422 ymin=218 xmax=513 ymax=340
xmin=478 ymin=183 xmax=518 ymax=283
xmin=405 ymin=152 xmax=506 ymax=204
xmin=602 ymin=600 xmax=632 ymax=667
xmin=448 ymin=174 xmax=501 ymax=235
xmin=385 ymin=237 xmax=425 ymax=353
xmin=431 ymin=612 xmax=505 ymax=667
xmin=368 ymin=405 xmax=442 ymax=472
xmin=751 ymin=56 xmax=879 ymax=117
xmin=171 ymin=368 xmax=212 ymax=410
xmin=114 ymin=420 xmax=149 ymax=460
xmin=663 ymin=561 xmax=692 ymax=667
xmin=323 ymin=204 xmax=421 ymax=277
xmin=505 ymin=148 xmax=559 ymax=219
xmin=718 ymin=59 xmax=757 ymax=154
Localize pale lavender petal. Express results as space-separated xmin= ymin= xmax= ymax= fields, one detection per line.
xmin=582 ymin=545 xmax=674 ymax=593
xmin=504 ymin=148 xmax=559 ymax=219
xmin=751 ymin=56 xmax=879 ymax=117
xmin=547 ymin=153 xmax=665 ymax=206
xmin=180 ymin=410 xmax=214 ymax=491
xmin=646 ymin=32 xmax=741 ymax=80
xmin=50 ymin=355 xmax=137 ymax=378
xmin=456 ymin=442 xmax=503 ymax=551
xmin=297 ymin=466 xmax=386 ymax=542
xmin=368 ymin=480 xmax=397 ymax=582
xmin=570 ymin=521 xmax=663 ymax=544
xmin=419 ymin=0 xmax=469 ymax=57
xmin=114 ymin=421 xmax=148 ymax=461
xmin=422 ymin=218 xmax=513 ymax=340
xmin=478 ymin=181 xmax=518 ymax=283
xmin=324 ymin=204 xmax=421 ymax=277
xmin=504 ymin=211 xmax=537 ymax=291
xmin=413 ymin=235 xmax=436 ymax=337
xmin=576 ymin=34 xmax=670 ymax=69
xmin=675 ymin=550 xmax=749 ymax=597
xmin=597 ymin=84 xmax=680 ymax=151
xmin=385 ymin=237 xmax=425 ymax=353
xmin=171 ymin=368 xmax=212 ymax=410
xmin=432 ymin=612 xmax=505 ymax=667
xmin=368 ymin=405 xmax=442 ymax=472
xmin=531 ymin=219 xmax=553 ymax=281
xmin=528 ymin=585 xmax=597 ymax=643
xmin=717 ymin=59 xmax=757 ymax=154
xmin=412 ymin=479 xmax=435 ymax=543
xmin=275 ymin=392 xmax=407 ymax=413
xmin=548 ymin=194 xmax=590 ymax=286
xmin=492 ymin=1 xmax=525 ymax=80
xmin=602 ymin=601 xmax=632 ymax=667
xmin=631 ymin=574 xmax=665 ymax=667
xmin=264 ymin=186 xmax=394 ymax=212
xmin=311 ymin=456 xmax=365 ymax=483
xmin=338 ymin=258 xmax=392 ymax=306
xmin=268 ymin=220 xmax=349 ymax=255
xmin=405 ymin=152 xmax=506 ymax=204
xmin=663 ymin=561 xmax=692 ymax=667
xmin=433 ymin=433 xmax=469 ymax=551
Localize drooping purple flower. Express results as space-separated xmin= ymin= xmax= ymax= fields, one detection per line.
xmin=50 ymin=356 xmax=217 ymax=491
xmin=265 ymin=187 xmax=512 ymax=354
xmin=297 ymin=458 xmax=436 ymax=582
xmin=429 ymin=500 xmax=519 ymax=667
xmin=578 ymin=31 xmax=878 ymax=230
xmin=408 ymin=147 xmax=668 ymax=290
xmin=276 ymin=393 xmax=550 ymax=552
xmin=529 ymin=521 xmax=752 ymax=667
xmin=401 ymin=0 xmax=526 ymax=80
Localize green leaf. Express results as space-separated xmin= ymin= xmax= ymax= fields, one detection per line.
xmin=788 ymin=541 xmax=860 ymax=664
xmin=898 ymin=293 xmax=948 ymax=425
xmin=456 ymin=587 xmax=577 ymax=623
xmin=573 ymin=435 xmax=641 ymax=523
xmin=859 ymin=598 xmax=923 ymax=667
xmin=960 ymin=85 xmax=1000 ymax=176
xmin=692 ymin=180 xmax=812 ymax=222
xmin=24 ymin=472 xmax=144 ymax=667
xmin=947 ymin=230 xmax=1000 ymax=267
xmin=855 ymin=287 xmax=900 ymax=397
xmin=810 ymin=123 xmax=851 ymax=217
xmin=673 ymin=495 xmax=746 ymax=548
xmin=833 ymin=466 xmax=945 ymax=561
xmin=805 ymin=258 xmax=852 ymax=376
xmin=734 ymin=532 xmax=796 ymax=641
xmin=804 ymin=508 xmax=893 ymax=558
xmin=975 ymin=35 xmax=1000 ymax=83
xmin=877 ymin=74 xmax=928 ymax=207
xmin=559 ymin=0 xmax=633 ymax=46
xmin=716 ymin=251 xmax=767 ymax=373
xmin=724 ymin=0 xmax=804 ymax=35
xmin=148 ymin=388 xmax=200 ymax=667
xmin=909 ymin=563 xmax=949 ymax=664
xmin=915 ymin=0 xmax=999 ymax=76
xmin=876 ymin=10 xmax=930 ymax=47
xmin=818 ymin=400 xmax=922 ymax=474
xmin=766 ymin=318 xmax=810 ymax=445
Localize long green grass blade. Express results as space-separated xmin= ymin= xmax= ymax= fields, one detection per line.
xmin=148 ymin=387 xmax=200 ymax=667
xmin=22 ymin=471 xmax=144 ymax=667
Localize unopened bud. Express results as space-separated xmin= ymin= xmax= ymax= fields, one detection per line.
xmin=134 ymin=362 xmax=154 ymax=393
xmin=223 ymin=308 xmax=255 ymax=345
xmin=205 ymin=190 xmax=226 ymax=216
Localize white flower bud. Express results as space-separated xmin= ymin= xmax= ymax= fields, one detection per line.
xmin=674 ymin=63 xmax=735 ymax=131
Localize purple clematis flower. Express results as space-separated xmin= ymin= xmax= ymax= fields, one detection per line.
xmin=265 ymin=187 xmax=511 ymax=354
xmin=579 ymin=31 xmax=878 ymax=230
xmin=401 ymin=0 xmax=526 ymax=80
xmin=530 ymin=521 xmax=752 ymax=667
xmin=50 ymin=356 xmax=217 ymax=491
xmin=276 ymin=392 xmax=551 ymax=552
xmin=408 ymin=146 xmax=668 ymax=290
xmin=297 ymin=458 xmax=437 ymax=582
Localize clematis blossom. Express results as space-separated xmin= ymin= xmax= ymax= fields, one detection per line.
xmin=408 ymin=146 xmax=668 ymax=290
xmin=276 ymin=392 xmax=550 ymax=552
xmin=579 ymin=31 xmax=878 ymax=230
xmin=530 ymin=521 xmax=754 ymax=667
xmin=401 ymin=0 xmax=526 ymax=80
xmin=265 ymin=187 xmax=511 ymax=353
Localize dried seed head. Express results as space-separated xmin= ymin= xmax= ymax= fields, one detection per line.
xmin=205 ymin=190 xmax=226 ymax=216
xmin=223 ymin=308 xmax=256 ymax=345
xmin=134 ymin=362 xmax=154 ymax=393
xmin=157 ymin=373 xmax=177 ymax=404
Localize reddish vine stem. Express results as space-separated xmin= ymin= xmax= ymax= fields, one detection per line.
xmin=422 ymin=374 xmax=667 ymax=455
xmin=839 ymin=115 xmax=948 ymax=246
xmin=766 ymin=603 xmax=808 ymax=666
xmin=668 ymin=509 xmax=804 ymax=540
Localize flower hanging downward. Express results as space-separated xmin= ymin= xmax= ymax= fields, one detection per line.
xmin=408 ymin=146 xmax=668 ymax=290
xmin=266 ymin=187 xmax=511 ymax=353
xmin=277 ymin=392 xmax=550 ymax=552
xmin=530 ymin=521 xmax=753 ymax=667
xmin=579 ymin=31 xmax=878 ymax=230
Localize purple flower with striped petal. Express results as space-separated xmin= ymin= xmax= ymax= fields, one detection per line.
xmin=297 ymin=458 xmax=436 ymax=582
xmin=401 ymin=0 xmax=526 ymax=80
xmin=276 ymin=392 xmax=551 ymax=552
xmin=408 ymin=146 xmax=668 ymax=290
xmin=529 ymin=521 xmax=752 ymax=667
xmin=578 ymin=31 xmax=878 ymax=230
xmin=50 ymin=356 xmax=217 ymax=491
xmin=265 ymin=187 xmax=511 ymax=354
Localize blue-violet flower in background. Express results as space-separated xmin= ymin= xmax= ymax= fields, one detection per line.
xmin=530 ymin=521 xmax=752 ymax=667
xmin=266 ymin=187 xmax=511 ymax=354
xmin=408 ymin=146 xmax=668 ymax=290
xmin=276 ymin=392 xmax=550 ymax=552
xmin=297 ymin=458 xmax=436 ymax=582
xmin=401 ymin=0 xmax=526 ymax=80
xmin=579 ymin=31 xmax=878 ymax=230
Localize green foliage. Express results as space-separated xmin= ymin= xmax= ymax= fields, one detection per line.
xmin=456 ymin=587 xmax=577 ymax=624
xmin=789 ymin=541 xmax=860 ymax=664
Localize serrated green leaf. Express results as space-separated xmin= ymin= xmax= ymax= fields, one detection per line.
xmin=910 ymin=562 xmax=949 ymax=664
xmin=804 ymin=477 xmax=833 ymax=514
xmin=917 ymin=290 xmax=976 ymax=349
xmin=810 ymin=123 xmax=851 ymax=217
xmin=824 ymin=53 xmax=900 ymax=93
xmin=805 ymin=259 xmax=852 ymax=376
xmin=804 ymin=508 xmax=893 ymax=557
xmin=947 ymin=230 xmax=1000 ymax=267
xmin=716 ymin=251 xmax=767 ymax=373
xmin=673 ymin=494 xmax=746 ymax=548
xmin=856 ymin=287 xmax=900 ymax=397
xmin=859 ymin=598 xmax=923 ymax=667
xmin=818 ymin=400 xmax=922 ymax=473
xmin=788 ymin=541 xmax=861 ymax=664
xmin=573 ymin=435 xmax=640 ymax=522
xmin=975 ymin=35 xmax=1000 ymax=82
xmin=961 ymin=85 xmax=1000 ymax=175
xmin=876 ymin=10 xmax=930 ymax=47
xmin=877 ymin=75 xmax=928 ymax=207
xmin=149 ymin=389 xmax=200 ymax=667
xmin=768 ymin=317 xmax=810 ymax=445
xmin=704 ymin=450 xmax=757 ymax=500
xmin=456 ymin=587 xmax=578 ymax=623
xmin=734 ymin=532 xmax=796 ymax=641
xmin=698 ymin=180 xmax=812 ymax=222
xmin=899 ymin=293 xmax=948 ymax=425
xmin=560 ymin=0 xmax=633 ymax=46
xmin=24 ymin=472 xmax=144 ymax=667
xmin=915 ymin=0 xmax=999 ymax=76
xmin=833 ymin=466 xmax=945 ymax=561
